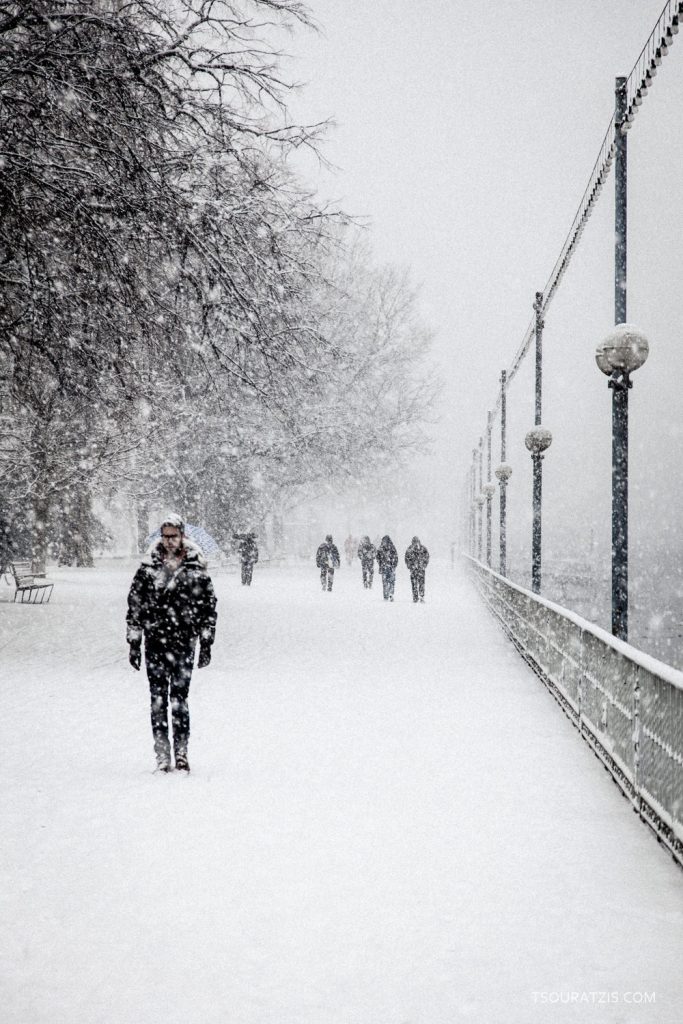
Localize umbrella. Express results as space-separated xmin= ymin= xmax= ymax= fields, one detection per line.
xmin=145 ymin=523 xmax=222 ymax=556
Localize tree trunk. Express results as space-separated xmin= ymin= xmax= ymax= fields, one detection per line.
xmin=74 ymin=486 xmax=94 ymax=567
xmin=56 ymin=485 xmax=77 ymax=566
xmin=137 ymin=502 xmax=150 ymax=553
xmin=55 ymin=482 xmax=95 ymax=566
xmin=31 ymin=491 xmax=51 ymax=576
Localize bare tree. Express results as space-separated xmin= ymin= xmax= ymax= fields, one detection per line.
xmin=0 ymin=0 xmax=325 ymax=564
xmin=0 ymin=2 xmax=439 ymax=566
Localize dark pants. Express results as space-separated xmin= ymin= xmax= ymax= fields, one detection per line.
xmin=381 ymin=569 xmax=395 ymax=601
xmin=361 ymin=561 xmax=374 ymax=588
xmin=241 ymin=561 xmax=254 ymax=585
xmin=410 ymin=570 xmax=426 ymax=602
xmin=145 ymin=641 xmax=195 ymax=765
xmin=320 ymin=566 xmax=335 ymax=591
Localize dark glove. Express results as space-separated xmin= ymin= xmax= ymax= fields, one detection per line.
xmin=198 ymin=642 xmax=212 ymax=669
xmin=129 ymin=642 xmax=141 ymax=671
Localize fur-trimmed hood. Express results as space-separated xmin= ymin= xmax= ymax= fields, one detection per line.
xmin=141 ymin=537 xmax=208 ymax=570
xmin=127 ymin=537 xmax=217 ymax=647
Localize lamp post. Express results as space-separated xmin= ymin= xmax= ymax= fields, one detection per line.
xmin=495 ymin=369 xmax=512 ymax=577
xmin=477 ymin=438 xmax=484 ymax=560
xmin=525 ymin=426 xmax=552 ymax=593
xmin=494 ymin=464 xmax=512 ymax=574
xmin=476 ymin=493 xmax=485 ymax=560
xmin=468 ymin=465 xmax=473 ymax=556
xmin=526 ymin=291 xmax=552 ymax=594
xmin=483 ymin=483 xmax=496 ymax=566
xmin=595 ymin=323 xmax=649 ymax=641
xmin=615 ymin=76 xmax=628 ymax=324
xmin=470 ymin=448 xmax=478 ymax=556
xmin=484 ymin=411 xmax=495 ymax=566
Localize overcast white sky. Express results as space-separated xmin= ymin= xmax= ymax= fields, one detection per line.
xmin=280 ymin=0 xmax=683 ymax=560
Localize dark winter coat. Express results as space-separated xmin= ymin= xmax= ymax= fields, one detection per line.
xmin=239 ymin=534 xmax=259 ymax=566
xmin=127 ymin=539 xmax=217 ymax=649
xmin=376 ymin=536 xmax=398 ymax=573
xmin=316 ymin=541 xmax=340 ymax=570
xmin=357 ymin=537 xmax=376 ymax=565
xmin=405 ymin=538 xmax=430 ymax=573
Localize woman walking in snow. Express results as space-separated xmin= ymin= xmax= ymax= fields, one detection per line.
xmin=126 ymin=514 xmax=217 ymax=773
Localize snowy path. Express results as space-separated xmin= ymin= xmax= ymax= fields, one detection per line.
xmin=1 ymin=559 xmax=682 ymax=1024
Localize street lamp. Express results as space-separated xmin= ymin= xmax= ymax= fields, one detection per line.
xmin=476 ymin=493 xmax=485 ymax=561
xmin=495 ymin=368 xmax=512 ymax=577
xmin=525 ymin=291 xmax=552 ymax=595
xmin=482 ymin=483 xmax=496 ymax=567
xmin=469 ymin=449 xmax=478 ymax=556
xmin=595 ymin=322 xmax=649 ymax=641
xmin=477 ymin=438 xmax=484 ymax=559
xmin=525 ymin=426 xmax=553 ymax=593
xmin=485 ymin=410 xmax=494 ymax=567
xmin=495 ymin=463 xmax=512 ymax=575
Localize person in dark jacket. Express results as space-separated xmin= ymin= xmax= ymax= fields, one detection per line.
xmin=236 ymin=531 xmax=259 ymax=586
xmin=316 ymin=534 xmax=340 ymax=591
xmin=376 ymin=535 xmax=398 ymax=601
xmin=405 ymin=536 xmax=430 ymax=603
xmin=126 ymin=514 xmax=217 ymax=773
xmin=357 ymin=535 xmax=376 ymax=589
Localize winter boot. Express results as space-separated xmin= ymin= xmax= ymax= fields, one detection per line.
xmin=154 ymin=733 xmax=172 ymax=773
xmin=174 ymin=738 xmax=190 ymax=772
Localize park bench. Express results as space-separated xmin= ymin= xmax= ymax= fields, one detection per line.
xmin=2 ymin=561 xmax=54 ymax=604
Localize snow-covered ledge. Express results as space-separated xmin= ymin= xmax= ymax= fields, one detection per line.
xmin=465 ymin=555 xmax=683 ymax=869
xmin=465 ymin=555 xmax=683 ymax=691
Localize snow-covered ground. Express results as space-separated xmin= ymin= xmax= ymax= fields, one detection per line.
xmin=1 ymin=557 xmax=682 ymax=1024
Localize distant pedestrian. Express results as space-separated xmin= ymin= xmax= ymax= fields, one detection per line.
xmin=316 ymin=534 xmax=340 ymax=591
xmin=236 ymin=531 xmax=259 ymax=585
xmin=405 ymin=536 xmax=430 ymax=603
xmin=357 ymin=535 xmax=376 ymax=588
xmin=376 ymin=535 xmax=398 ymax=601
xmin=344 ymin=534 xmax=357 ymax=567
xmin=126 ymin=514 xmax=217 ymax=773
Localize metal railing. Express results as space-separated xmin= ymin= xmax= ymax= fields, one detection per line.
xmin=467 ymin=556 xmax=683 ymax=868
